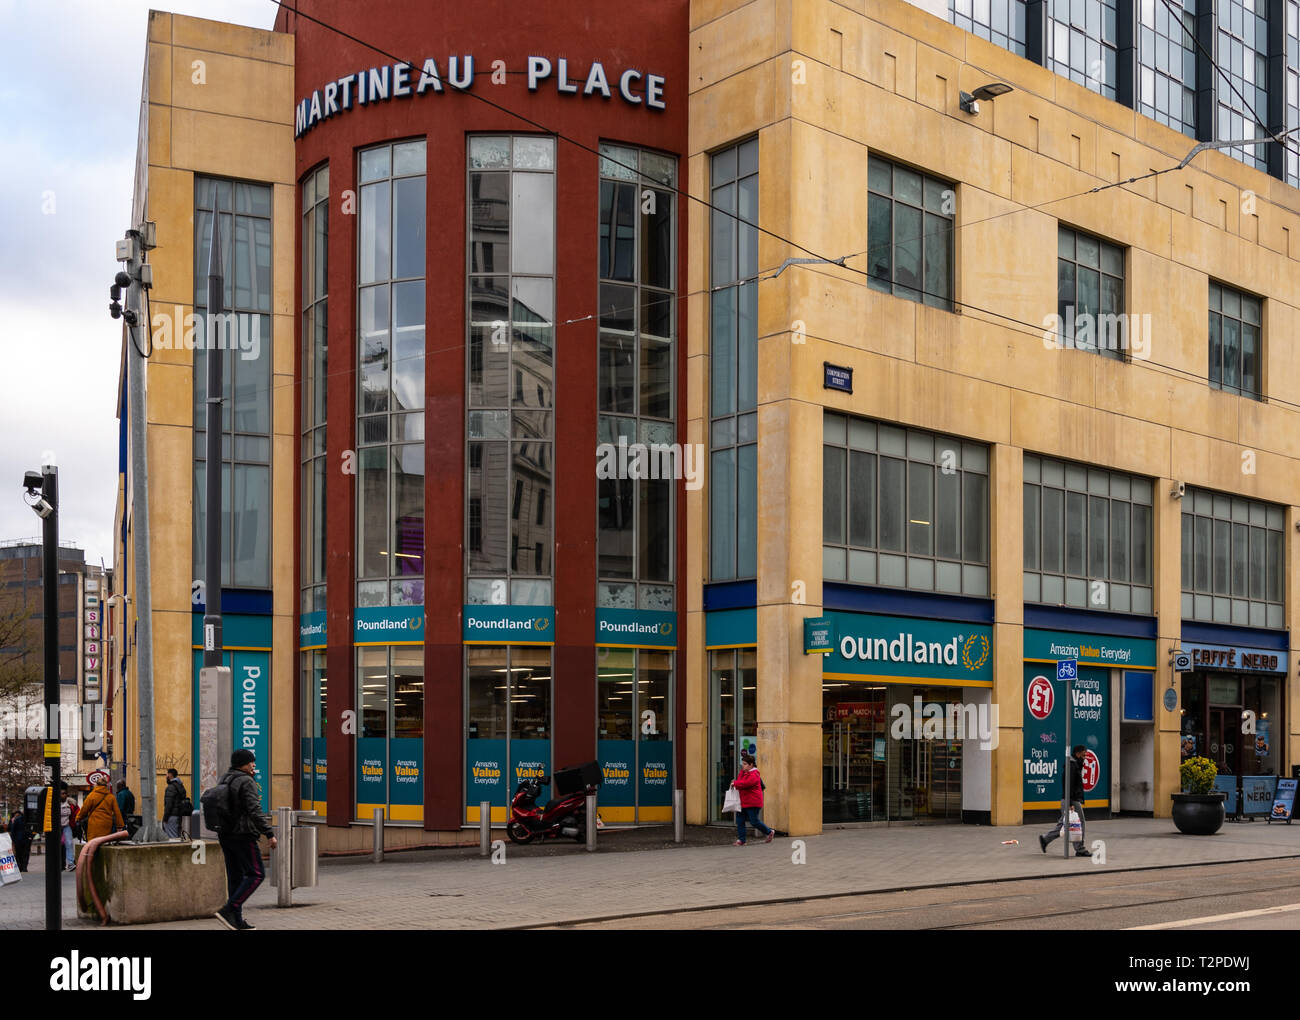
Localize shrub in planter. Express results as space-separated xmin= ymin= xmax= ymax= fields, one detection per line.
xmin=1172 ymin=755 xmax=1224 ymax=835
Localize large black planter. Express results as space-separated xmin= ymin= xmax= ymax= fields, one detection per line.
xmin=1171 ymin=792 xmax=1226 ymax=835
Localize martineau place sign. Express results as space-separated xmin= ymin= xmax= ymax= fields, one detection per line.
xmin=295 ymin=55 xmax=667 ymax=137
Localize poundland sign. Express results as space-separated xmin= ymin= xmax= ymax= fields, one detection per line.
xmin=822 ymin=612 xmax=993 ymax=685
xmin=296 ymin=56 xmax=666 ymax=138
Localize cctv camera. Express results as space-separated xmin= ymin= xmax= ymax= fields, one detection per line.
xmin=22 ymin=470 xmax=42 ymax=492
xmin=30 ymin=497 xmax=53 ymax=520
xmin=1171 ymin=481 xmax=1185 ymax=499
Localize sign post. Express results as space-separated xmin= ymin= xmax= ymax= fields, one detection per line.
xmin=1056 ymin=658 xmax=1077 ymax=858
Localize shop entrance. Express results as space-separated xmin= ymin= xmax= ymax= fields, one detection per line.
xmin=822 ymin=682 xmax=964 ymax=824
xmin=709 ymin=648 xmax=756 ymax=823
xmin=1208 ymin=706 xmax=1242 ymax=778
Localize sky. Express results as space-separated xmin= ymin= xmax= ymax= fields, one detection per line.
xmin=0 ymin=0 xmax=276 ymax=569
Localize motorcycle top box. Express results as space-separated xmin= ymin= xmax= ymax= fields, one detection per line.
xmin=552 ymin=760 xmax=602 ymax=795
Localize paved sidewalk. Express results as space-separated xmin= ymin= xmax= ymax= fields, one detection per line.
xmin=3 ymin=817 xmax=1297 ymax=930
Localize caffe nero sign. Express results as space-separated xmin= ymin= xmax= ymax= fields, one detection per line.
xmin=296 ymin=55 xmax=666 ymax=137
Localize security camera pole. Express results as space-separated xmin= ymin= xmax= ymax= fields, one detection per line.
xmin=120 ymin=224 xmax=165 ymax=844
xmin=202 ymin=214 xmax=225 ymax=717
xmin=39 ymin=464 xmax=60 ymax=930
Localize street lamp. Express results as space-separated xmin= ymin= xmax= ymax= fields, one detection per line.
xmin=22 ymin=463 xmax=60 ymax=932
xmin=960 ymin=81 xmax=1015 ymax=115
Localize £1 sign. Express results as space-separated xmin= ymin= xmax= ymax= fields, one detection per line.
xmin=1081 ymin=749 xmax=1100 ymax=792
xmin=1027 ymin=674 xmax=1054 ymax=721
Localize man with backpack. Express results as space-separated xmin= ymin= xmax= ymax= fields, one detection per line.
xmin=206 ymin=749 xmax=277 ymax=930
xmin=162 ymin=769 xmax=190 ymax=838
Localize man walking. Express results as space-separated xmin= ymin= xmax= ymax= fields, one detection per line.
xmin=115 ymin=779 xmax=139 ymax=838
xmin=59 ymin=785 xmax=78 ymax=872
xmin=163 ymin=769 xmax=188 ymax=838
xmin=1040 ymin=745 xmax=1091 ymax=857
xmin=7 ymin=808 xmax=31 ymax=872
xmin=213 ymin=750 xmax=276 ymax=931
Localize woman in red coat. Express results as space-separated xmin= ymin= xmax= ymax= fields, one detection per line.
xmin=731 ymin=752 xmax=775 ymax=846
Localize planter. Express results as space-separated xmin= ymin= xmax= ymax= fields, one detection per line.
xmin=1171 ymin=792 xmax=1226 ymax=835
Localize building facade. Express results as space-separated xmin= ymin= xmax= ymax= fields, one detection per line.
xmin=115 ymin=0 xmax=1299 ymax=844
xmin=686 ymin=0 xmax=1300 ymax=832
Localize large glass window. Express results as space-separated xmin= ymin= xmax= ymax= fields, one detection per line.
xmin=709 ymin=648 xmax=756 ymax=823
xmin=1024 ymin=455 xmax=1153 ymax=613
xmin=1138 ymin=0 xmax=1197 ymax=135
xmin=867 ymin=155 xmax=953 ymax=310
xmin=1208 ymin=281 xmax=1263 ymax=399
xmin=466 ymin=136 xmax=556 ymax=607
xmin=1216 ymin=0 xmax=1270 ymax=172
xmin=193 ymin=176 xmax=273 ymax=590
xmin=1047 ymin=0 xmax=1119 ymax=99
xmin=596 ymin=647 xmax=673 ymax=821
xmin=597 ymin=144 xmax=677 ymax=613
xmin=1181 ymin=488 xmax=1284 ymax=628
xmin=823 ymin=414 xmax=989 ymax=597
xmin=465 ymin=644 xmax=552 ymax=821
xmin=949 ymin=0 xmax=1028 ymax=55
xmin=1056 ymin=226 xmax=1126 ymax=358
xmin=357 ymin=141 xmax=426 ymax=608
xmin=299 ymin=649 xmax=327 ymax=808
xmin=354 ymin=646 xmax=424 ymax=820
xmin=301 ymin=164 xmax=328 ymax=614
xmin=1288 ymin=0 xmax=1300 ymax=187
xmin=709 ymin=139 xmax=759 ymax=581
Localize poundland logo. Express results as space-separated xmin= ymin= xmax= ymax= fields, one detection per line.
xmin=50 ymin=952 xmax=151 ymax=999
xmin=598 ymin=619 xmax=673 ymax=638
xmin=356 ymin=617 xmax=421 ymax=633
xmin=466 ymin=616 xmax=550 ymax=632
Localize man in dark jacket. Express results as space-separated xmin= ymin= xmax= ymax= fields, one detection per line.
xmin=214 ymin=749 xmax=276 ymax=931
xmin=1040 ymin=745 xmax=1091 ymax=857
xmin=162 ymin=770 xmax=187 ymax=838
xmin=8 ymin=809 xmax=31 ymax=872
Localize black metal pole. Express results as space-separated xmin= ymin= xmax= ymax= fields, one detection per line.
xmin=42 ymin=465 xmax=60 ymax=931
xmin=203 ymin=213 xmax=224 ymax=673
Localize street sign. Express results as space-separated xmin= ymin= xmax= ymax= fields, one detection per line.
xmin=1056 ymin=658 xmax=1077 ymax=682
xmin=1173 ymin=651 xmax=1192 ymax=672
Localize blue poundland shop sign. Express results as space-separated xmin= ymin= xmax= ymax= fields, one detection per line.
xmin=595 ymin=609 xmax=677 ymax=648
xmin=463 ymin=605 xmax=556 ymax=644
xmin=821 ymin=612 xmax=993 ymax=686
xmin=354 ymin=607 xmax=425 ymax=644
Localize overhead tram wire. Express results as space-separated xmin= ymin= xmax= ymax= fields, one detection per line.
xmin=1158 ymin=0 xmax=1300 ymax=164
xmin=274 ymin=1 xmax=1150 ymax=277
xmin=260 ymin=2 xmax=1300 ymax=415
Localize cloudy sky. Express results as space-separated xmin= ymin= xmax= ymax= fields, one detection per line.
xmin=0 ymin=0 xmax=276 ymax=568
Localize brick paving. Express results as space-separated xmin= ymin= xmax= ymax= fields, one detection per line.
xmin=3 ymin=817 xmax=1298 ymax=930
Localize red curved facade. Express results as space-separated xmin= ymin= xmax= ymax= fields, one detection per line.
xmin=279 ymin=0 xmax=690 ymax=831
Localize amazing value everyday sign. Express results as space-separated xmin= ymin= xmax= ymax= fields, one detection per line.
xmin=296 ymin=55 xmax=666 ymax=137
xmin=1022 ymin=664 xmax=1109 ymax=810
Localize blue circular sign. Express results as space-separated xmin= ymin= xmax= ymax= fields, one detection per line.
xmin=1163 ymin=687 xmax=1178 ymax=712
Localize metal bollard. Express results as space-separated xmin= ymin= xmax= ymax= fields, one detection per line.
xmin=673 ymin=789 xmax=685 ymax=844
xmin=275 ymin=806 xmax=293 ymax=907
xmin=372 ymin=807 xmax=384 ymax=863
xmin=479 ymin=801 xmax=491 ymax=857
xmin=585 ymin=793 xmax=597 ymax=852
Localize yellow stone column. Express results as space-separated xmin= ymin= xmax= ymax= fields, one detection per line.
xmin=1287 ymin=507 xmax=1299 ymax=783
xmin=990 ymin=443 xmax=1024 ymax=825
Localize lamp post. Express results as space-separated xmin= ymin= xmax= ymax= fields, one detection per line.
xmin=22 ymin=464 xmax=60 ymax=931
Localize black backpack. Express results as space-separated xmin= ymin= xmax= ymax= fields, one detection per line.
xmin=199 ymin=777 xmax=236 ymax=832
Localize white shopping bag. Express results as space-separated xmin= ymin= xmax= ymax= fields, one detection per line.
xmin=722 ymin=785 xmax=742 ymax=814
xmin=1058 ymin=810 xmax=1082 ymax=842
xmin=0 ymin=834 xmax=21 ymax=885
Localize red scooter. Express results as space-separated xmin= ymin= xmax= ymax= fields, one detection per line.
xmin=507 ymin=774 xmax=600 ymax=844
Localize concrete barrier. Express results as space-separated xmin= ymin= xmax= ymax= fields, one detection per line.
xmin=76 ymin=841 xmax=228 ymax=925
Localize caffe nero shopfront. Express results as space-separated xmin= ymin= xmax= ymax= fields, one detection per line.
xmin=1179 ymin=634 xmax=1288 ymax=816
